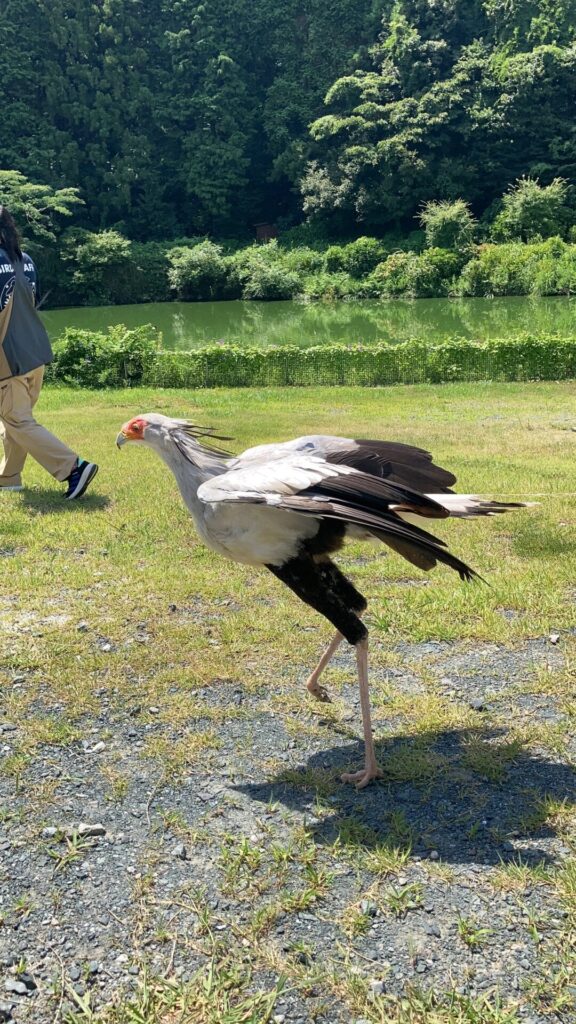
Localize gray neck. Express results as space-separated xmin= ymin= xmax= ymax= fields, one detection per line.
xmin=154 ymin=442 xmax=225 ymax=522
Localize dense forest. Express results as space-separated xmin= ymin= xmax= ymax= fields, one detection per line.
xmin=3 ymin=0 xmax=576 ymax=241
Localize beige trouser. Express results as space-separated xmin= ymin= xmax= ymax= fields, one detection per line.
xmin=0 ymin=366 xmax=78 ymax=487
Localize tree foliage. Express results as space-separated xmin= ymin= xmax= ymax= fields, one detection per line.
xmin=0 ymin=170 xmax=82 ymax=248
xmin=2 ymin=0 xmax=575 ymax=240
xmin=303 ymin=2 xmax=576 ymax=232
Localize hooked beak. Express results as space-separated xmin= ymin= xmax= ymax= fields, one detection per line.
xmin=116 ymin=431 xmax=128 ymax=449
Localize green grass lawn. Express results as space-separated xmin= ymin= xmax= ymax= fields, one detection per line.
xmin=1 ymin=381 xmax=575 ymax=1023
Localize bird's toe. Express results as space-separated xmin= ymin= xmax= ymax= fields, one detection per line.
xmin=307 ymin=682 xmax=332 ymax=703
xmin=341 ymin=765 xmax=383 ymax=789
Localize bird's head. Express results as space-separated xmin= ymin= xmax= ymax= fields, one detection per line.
xmin=116 ymin=413 xmax=233 ymax=465
xmin=116 ymin=412 xmax=176 ymax=449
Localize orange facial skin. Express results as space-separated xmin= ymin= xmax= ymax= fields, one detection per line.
xmin=119 ymin=416 xmax=147 ymax=441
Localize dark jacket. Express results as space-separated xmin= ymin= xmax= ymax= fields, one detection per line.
xmin=0 ymin=248 xmax=53 ymax=381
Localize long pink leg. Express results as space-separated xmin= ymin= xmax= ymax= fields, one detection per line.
xmin=341 ymin=636 xmax=383 ymax=789
xmin=306 ymin=630 xmax=343 ymax=702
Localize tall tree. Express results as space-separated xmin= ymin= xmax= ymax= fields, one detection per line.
xmin=302 ymin=0 xmax=576 ymax=232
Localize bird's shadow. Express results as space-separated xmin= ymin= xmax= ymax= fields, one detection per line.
xmin=17 ymin=488 xmax=110 ymax=514
xmin=235 ymin=726 xmax=576 ymax=866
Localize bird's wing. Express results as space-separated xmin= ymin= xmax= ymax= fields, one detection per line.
xmin=198 ymin=452 xmax=476 ymax=580
xmin=198 ymin=452 xmax=446 ymax=517
xmin=231 ymin=435 xmax=456 ymax=493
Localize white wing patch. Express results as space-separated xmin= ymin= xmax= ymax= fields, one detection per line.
xmin=198 ymin=453 xmax=355 ymax=504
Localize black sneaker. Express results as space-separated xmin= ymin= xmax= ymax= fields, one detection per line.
xmin=64 ymin=459 xmax=99 ymax=500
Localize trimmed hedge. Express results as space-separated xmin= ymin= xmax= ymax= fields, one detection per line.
xmin=46 ymin=326 xmax=576 ymax=388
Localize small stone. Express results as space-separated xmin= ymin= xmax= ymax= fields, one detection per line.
xmin=469 ymin=698 xmax=485 ymax=711
xmin=273 ymin=1016 xmax=286 ymax=1024
xmin=41 ymin=827 xmax=58 ymax=839
xmin=77 ymin=622 xmax=89 ymax=632
xmin=429 ymin=850 xmax=440 ymax=861
xmin=148 ymin=706 xmax=160 ymax=715
xmin=549 ymin=633 xmax=560 ymax=644
xmin=168 ymin=603 xmax=178 ymax=612
xmin=172 ymin=843 xmax=187 ymax=860
xmin=70 ymin=823 xmax=106 ymax=839
xmin=11 ymin=676 xmax=25 ymax=685
xmin=69 ymin=966 xmax=81 ymax=982
xmin=90 ymin=741 xmax=106 ymax=753
xmin=369 ymin=979 xmax=385 ymax=997
xmin=0 ymin=1002 xmax=13 ymax=1022
xmin=415 ymin=961 xmax=427 ymax=974
xmin=99 ymin=643 xmax=113 ymax=653
xmin=4 ymin=980 xmax=27 ymax=997
xmin=425 ymin=923 xmax=441 ymax=937
xmin=87 ymin=962 xmax=100 ymax=976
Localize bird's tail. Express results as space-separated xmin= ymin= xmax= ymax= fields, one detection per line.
xmin=394 ymin=494 xmax=535 ymax=522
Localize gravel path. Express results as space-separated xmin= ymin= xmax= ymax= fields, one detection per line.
xmin=1 ymin=636 xmax=575 ymax=1022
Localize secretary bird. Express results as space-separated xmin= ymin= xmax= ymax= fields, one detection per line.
xmin=117 ymin=414 xmax=528 ymax=788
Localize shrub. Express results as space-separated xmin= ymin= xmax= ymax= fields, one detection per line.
xmin=60 ymin=229 xmax=134 ymax=305
xmin=229 ymin=242 xmax=300 ymax=300
xmin=48 ymin=324 xmax=158 ymax=387
xmin=457 ymin=238 xmax=576 ymax=296
xmin=341 ymin=237 xmax=387 ymax=277
xmin=47 ymin=237 xmax=184 ymax=307
xmin=491 ymin=176 xmax=571 ymax=242
xmin=241 ymin=263 xmax=301 ymax=300
xmin=372 ymin=249 xmax=461 ymax=297
xmin=300 ymin=271 xmax=360 ymax=300
xmin=121 ymin=242 xmax=172 ymax=304
xmin=167 ymin=241 xmax=229 ymax=300
xmin=145 ymin=335 xmax=576 ymax=388
xmin=324 ymin=237 xmax=386 ymax=277
xmin=457 ymin=243 xmax=530 ymax=296
xmin=46 ymin=326 xmax=576 ymax=389
xmin=324 ymin=245 xmax=347 ymax=273
xmin=419 ymin=199 xmax=477 ymax=252
xmin=278 ymin=246 xmax=325 ymax=274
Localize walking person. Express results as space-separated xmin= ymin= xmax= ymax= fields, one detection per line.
xmin=0 ymin=206 xmax=98 ymax=497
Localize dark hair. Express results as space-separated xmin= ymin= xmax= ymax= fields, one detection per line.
xmin=0 ymin=206 xmax=23 ymax=262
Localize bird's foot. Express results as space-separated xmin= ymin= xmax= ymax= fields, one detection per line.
xmin=341 ymin=763 xmax=383 ymax=790
xmin=306 ymin=679 xmax=332 ymax=703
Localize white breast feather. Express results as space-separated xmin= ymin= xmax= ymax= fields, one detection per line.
xmin=201 ymin=502 xmax=319 ymax=566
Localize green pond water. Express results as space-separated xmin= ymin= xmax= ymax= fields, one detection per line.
xmin=42 ymin=296 xmax=576 ymax=350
